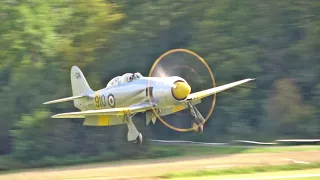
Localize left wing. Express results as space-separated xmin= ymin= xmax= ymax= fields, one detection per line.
xmin=186 ymin=78 xmax=255 ymax=101
xmin=51 ymin=102 xmax=156 ymax=118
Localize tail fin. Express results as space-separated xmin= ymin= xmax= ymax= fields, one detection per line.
xmin=71 ymin=66 xmax=92 ymax=96
xmin=71 ymin=66 xmax=93 ymax=109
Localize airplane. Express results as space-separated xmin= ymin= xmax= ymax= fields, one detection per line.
xmin=44 ymin=66 xmax=254 ymax=145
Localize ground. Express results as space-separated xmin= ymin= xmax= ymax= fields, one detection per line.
xmin=1 ymin=150 xmax=319 ymax=180
xmin=172 ymin=169 xmax=320 ymax=180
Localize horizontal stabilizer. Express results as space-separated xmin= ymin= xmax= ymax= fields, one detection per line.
xmin=43 ymin=94 xmax=88 ymax=105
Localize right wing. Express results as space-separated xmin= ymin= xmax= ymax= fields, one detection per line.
xmin=186 ymin=78 xmax=255 ymax=101
xmin=51 ymin=101 xmax=156 ymax=118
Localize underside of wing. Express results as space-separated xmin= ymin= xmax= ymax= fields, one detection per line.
xmin=187 ymin=78 xmax=255 ymax=101
xmin=159 ymin=99 xmax=201 ymax=116
xmin=51 ymin=101 xmax=156 ymax=118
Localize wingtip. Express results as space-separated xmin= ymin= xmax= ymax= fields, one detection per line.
xmin=51 ymin=114 xmax=59 ymax=118
xmin=43 ymin=101 xmax=54 ymax=105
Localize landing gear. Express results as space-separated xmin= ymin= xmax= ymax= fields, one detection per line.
xmin=131 ymin=133 xmax=143 ymax=145
xmin=192 ymin=123 xmax=203 ymax=132
xmin=125 ymin=114 xmax=143 ymax=145
xmin=188 ymin=103 xmax=205 ymax=133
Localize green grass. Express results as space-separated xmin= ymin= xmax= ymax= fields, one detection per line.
xmin=0 ymin=145 xmax=318 ymax=173
xmin=169 ymin=169 xmax=320 ymax=180
xmin=243 ymin=146 xmax=320 ymax=153
xmin=151 ymin=145 xmax=320 ymax=157
xmin=150 ymin=145 xmax=247 ymax=157
xmin=159 ymin=163 xmax=320 ymax=179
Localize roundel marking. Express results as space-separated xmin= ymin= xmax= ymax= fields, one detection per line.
xmin=108 ymin=94 xmax=115 ymax=107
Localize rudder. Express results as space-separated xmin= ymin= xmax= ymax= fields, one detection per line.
xmin=70 ymin=66 xmax=93 ymax=110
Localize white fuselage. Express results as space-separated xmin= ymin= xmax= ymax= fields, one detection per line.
xmin=79 ymin=76 xmax=190 ymax=111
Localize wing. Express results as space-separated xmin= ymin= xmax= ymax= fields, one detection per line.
xmin=51 ymin=101 xmax=156 ymax=118
xmin=186 ymin=78 xmax=255 ymax=101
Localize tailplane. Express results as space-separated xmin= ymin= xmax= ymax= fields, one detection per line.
xmin=44 ymin=66 xmax=93 ymax=110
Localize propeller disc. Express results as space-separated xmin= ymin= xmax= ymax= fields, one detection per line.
xmin=147 ymin=49 xmax=216 ymax=132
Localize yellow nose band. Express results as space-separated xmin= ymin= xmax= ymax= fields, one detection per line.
xmin=172 ymin=81 xmax=191 ymax=100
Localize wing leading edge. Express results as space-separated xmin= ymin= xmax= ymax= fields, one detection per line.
xmin=187 ymin=78 xmax=255 ymax=101
xmin=51 ymin=102 xmax=156 ymax=118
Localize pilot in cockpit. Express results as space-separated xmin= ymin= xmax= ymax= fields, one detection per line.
xmin=123 ymin=72 xmax=143 ymax=83
xmin=128 ymin=73 xmax=134 ymax=82
xmin=133 ymin=72 xmax=143 ymax=79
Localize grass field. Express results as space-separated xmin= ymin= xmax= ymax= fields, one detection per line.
xmin=169 ymin=168 xmax=320 ymax=180
xmin=1 ymin=145 xmax=318 ymax=172
xmin=0 ymin=145 xmax=319 ymax=180
xmin=160 ymin=163 xmax=320 ymax=179
xmin=151 ymin=145 xmax=320 ymax=157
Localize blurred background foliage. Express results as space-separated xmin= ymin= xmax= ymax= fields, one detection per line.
xmin=0 ymin=0 xmax=319 ymax=169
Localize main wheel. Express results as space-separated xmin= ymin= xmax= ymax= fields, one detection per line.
xmin=192 ymin=123 xmax=203 ymax=133
xmin=197 ymin=124 xmax=204 ymax=133
xmin=132 ymin=133 xmax=143 ymax=145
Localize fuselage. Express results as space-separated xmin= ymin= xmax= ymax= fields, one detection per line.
xmin=79 ymin=76 xmax=191 ymax=111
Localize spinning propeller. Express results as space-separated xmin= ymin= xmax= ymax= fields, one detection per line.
xmin=147 ymin=49 xmax=216 ymax=132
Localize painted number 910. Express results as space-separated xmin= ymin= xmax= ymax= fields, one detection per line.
xmin=94 ymin=95 xmax=106 ymax=107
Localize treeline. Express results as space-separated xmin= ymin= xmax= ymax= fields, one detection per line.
xmin=0 ymin=0 xmax=319 ymax=168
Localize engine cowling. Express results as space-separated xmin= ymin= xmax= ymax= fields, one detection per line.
xmin=150 ymin=77 xmax=191 ymax=107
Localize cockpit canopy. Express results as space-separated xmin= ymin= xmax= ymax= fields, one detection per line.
xmin=106 ymin=72 xmax=143 ymax=88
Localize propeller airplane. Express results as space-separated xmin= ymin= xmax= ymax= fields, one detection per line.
xmin=44 ymin=49 xmax=255 ymax=145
